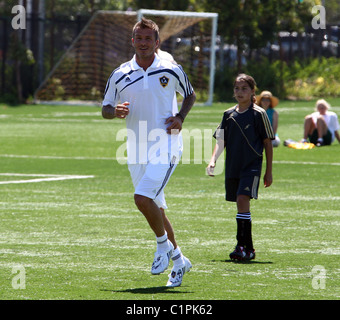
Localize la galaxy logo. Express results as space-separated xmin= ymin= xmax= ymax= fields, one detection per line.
xmin=159 ymin=75 xmax=169 ymax=88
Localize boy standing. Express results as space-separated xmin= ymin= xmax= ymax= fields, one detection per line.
xmin=207 ymin=74 xmax=274 ymax=261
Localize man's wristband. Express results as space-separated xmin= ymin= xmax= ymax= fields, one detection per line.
xmin=109 ymin=106 xmax=116 ymax=118
xmin=175 ymin=113 xmax=185 ymax=122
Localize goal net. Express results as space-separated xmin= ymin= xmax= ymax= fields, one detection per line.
xmin=34 ymin=9 xmax=218 ymax=105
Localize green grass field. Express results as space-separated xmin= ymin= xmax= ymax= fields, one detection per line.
xmin=0 ymin=99 xmax=339 ymax=301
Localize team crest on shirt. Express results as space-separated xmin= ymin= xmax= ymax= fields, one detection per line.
xmin=159 ymin=75 xmax=169 ymax=88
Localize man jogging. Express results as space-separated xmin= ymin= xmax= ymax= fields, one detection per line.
xmin=102 ymin=18 xmax=196 ymax=287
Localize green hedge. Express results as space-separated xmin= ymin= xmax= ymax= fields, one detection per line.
xmin=214 ymin=57 xmax=340 ymax=101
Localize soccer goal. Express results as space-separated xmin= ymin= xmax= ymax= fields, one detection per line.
xmin=34 ymin=9 xmax=218 ymax=106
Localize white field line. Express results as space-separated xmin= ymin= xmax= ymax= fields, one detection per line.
xmin=273 ymin=160 xmax=340 ymax=166
xmin=0 ymin=154 xmax=115 ymax=161
xmin=1 ymin=154 xmax=340 ymax=166
xmin=0 ymin=173 xmax=94 ymax=185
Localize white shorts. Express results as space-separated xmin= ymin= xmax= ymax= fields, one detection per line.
xmin=128 ymin=154 xmax=180 ymax=209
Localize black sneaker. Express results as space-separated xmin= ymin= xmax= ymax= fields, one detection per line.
xmin=244 ymin=249 xmax=256 ymax=261
xmin=229 ymin=246 xmax=246 ymax=261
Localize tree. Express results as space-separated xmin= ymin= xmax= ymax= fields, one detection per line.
xmin=132 ymin=0 xmax=190 ymax=11
xmin=200 ymin=0 xmax=314 ymax=72
xmin=8 ymin=33 xmax=35 ymax=103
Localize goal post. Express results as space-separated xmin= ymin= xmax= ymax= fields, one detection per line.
xmin=137 ymin=9 xmax=218 ymax=106
xmin=34 ymin=9 xmax=218 ymax=106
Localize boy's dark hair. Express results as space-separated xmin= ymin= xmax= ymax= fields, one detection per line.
xmin=234 ymin=73 xmax=257 ymax=103
xmin=132 ymin=17 xmax=160 ymax=41
xmin=234 ymin=73 xmax=256 ymax=89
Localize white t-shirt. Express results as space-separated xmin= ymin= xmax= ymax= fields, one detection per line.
xmin=103 ymin=54 xmax=194 ymax=164
xmin=312 ymin=111 xmax=340 ymax=142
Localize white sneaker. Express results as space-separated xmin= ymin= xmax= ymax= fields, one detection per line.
xmin=151 ymin=241 xmax=174 ymax=275
xmin=166 ymin=256 xmax=192 ymax=287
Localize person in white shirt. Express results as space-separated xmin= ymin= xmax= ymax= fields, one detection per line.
xmin=102 ymin=18 xmax=196 ymax=287
xmin=302 ymin=99 xmax=340 ymax=146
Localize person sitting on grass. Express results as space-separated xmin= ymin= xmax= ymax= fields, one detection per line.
xmin=302 ymin=99 xmax=340 ymax=147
